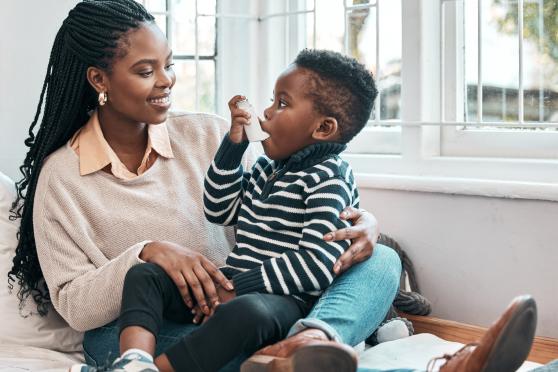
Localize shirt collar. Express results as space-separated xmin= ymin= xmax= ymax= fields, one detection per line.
xmin=70 ymin=110 xmax=174 ymax=178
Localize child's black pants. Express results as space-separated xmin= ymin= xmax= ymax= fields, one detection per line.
xmin=120 ymin=262 xmax=311 ymax=372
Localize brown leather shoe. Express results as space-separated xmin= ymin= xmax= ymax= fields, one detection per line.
xmin=428 ymin=295 xmax=537 ymax=372
xmin=241 ymin=329 xmax=357 ymax=372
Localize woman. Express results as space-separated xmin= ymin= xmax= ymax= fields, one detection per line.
xmin=9 ymin=1 xmax=401 ymax=370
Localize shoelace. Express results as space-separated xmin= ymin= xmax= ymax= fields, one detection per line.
xmin=426 ymin=342 xmax=479 ymax=371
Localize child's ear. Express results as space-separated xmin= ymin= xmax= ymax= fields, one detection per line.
xmin=312 ymin=117 xmax=339 ymax=141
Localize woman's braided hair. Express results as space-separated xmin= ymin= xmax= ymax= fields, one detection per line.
xmin=8 ymin=0 xmax=154 ymax=316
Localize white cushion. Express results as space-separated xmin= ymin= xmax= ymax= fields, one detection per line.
xmin=0 ymin=171 xmax=83 ymax=352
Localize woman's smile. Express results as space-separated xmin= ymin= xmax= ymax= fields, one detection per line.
xmin=147 ymin=93 xmax=171 ymax=110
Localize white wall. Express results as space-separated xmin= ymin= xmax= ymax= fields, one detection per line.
xmin=1 ymin=1 xmax=556 ymax=340
xmin=360 ymin=187 xmax=558 ymax=338
xmin=0 ymin=0 xmax=79 ymax=181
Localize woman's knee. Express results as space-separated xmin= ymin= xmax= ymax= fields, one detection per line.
xmin=347 ymin=244 xmax=401 ymax=292
xmin=374 ymin=243 xmax=402 ymax=279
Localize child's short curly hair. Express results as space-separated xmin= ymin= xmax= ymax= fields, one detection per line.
xmin=294 ymin=49 xmax=378 ymax=143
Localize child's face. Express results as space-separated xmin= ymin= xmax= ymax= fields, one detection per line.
xmin=261 ymin=65 xmax=323 ymax=160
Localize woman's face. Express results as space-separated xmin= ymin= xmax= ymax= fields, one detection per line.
xmin=102 ymin=22 xmax=176 ymax=124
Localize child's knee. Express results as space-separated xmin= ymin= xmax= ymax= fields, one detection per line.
xmin=124 ymin=262 xmax=166 ymax=287
xmin=216 ymin=294 xmax=276 ymax=332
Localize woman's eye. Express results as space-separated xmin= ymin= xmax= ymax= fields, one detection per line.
xmin=165 ymin=63 xmax=175 ymax=70
xmin=139 ymin=71 xmax=153 ymax=77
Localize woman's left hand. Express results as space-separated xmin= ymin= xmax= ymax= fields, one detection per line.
xmin=324 ymin=206 xmax=379 ymax=275
xmin=191 ymin=285 xmax=236 ymax=324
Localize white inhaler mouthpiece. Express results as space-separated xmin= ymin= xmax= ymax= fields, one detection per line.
xmin=236 ymin=99 xmax=270 ymax=142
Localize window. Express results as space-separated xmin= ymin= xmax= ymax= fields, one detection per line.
xmin=141 ymin=0 xmax=558 ymax=197
xmin=441 ymin=0 xmax=558 ymax=159
xmin=139 ymin=0 xmax=217 ymax=113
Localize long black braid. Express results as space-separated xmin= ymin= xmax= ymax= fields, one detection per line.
xmin=8 ymin=0 xmax=154 ymax=316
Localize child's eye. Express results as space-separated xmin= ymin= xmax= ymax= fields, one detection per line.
xmin=278 ymin=99 xmax=288 ymax=108
xmin=165 ymin=63 xmax=175 ymax=70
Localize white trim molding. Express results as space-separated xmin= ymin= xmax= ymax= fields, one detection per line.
xmin=356 ymin=173 xmax=558 ymax=202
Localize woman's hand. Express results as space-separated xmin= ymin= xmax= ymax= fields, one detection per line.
xmin=324 ymin=206 xmax=379 ymax=275
xmin=191 ymin=285 xmax=236 ymax=324
xmin=228 ymin=95 xmax=250 ymax=144
xmin=140 ymin=241 xmax=233 ymax=314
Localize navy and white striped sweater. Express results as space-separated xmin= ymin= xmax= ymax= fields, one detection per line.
xmin=204 ymin=135 xmax=359 ymax=301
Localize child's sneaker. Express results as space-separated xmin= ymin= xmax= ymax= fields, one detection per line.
xmin=69 ymin=349 xmax=158 ymax=372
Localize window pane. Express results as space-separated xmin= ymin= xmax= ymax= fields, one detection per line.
xmin=153 ymin=14 xmax=167 ymax=36
xmin=347 ymin=0 xmax=374 ymax=5
xmin=171 ymin=0 xmax=195 ymax=55
xmin=521 ymin=0 xmax=558 ymax=123
xmin=377 ymin=0 xmax=401 ymax=121
xmin=469 ymin=0 xmax=520 ymax=123
xmin=171 ymin=0 xmax=215 ymax=56
xmin=172 ymin=60 xmax=215 ymax=113
xmin=197 ymin=0 xmax=216 ymax=15
xmin=465 ymin=0 xmax=558 ymax=126
xmin=198 ymin=15 xmax=216 ymax=55
xmin=348 ymin=3 xmax=402 ymax=121
xmin=313 ymin=0 xmax=344 ymax=52
xmin=464 ymin=0 xmax=479 ymax=122
xmin=348 ymin=7 xmax=377 ymax=120
xmin=143 ymin=0 xmax=166 ymax=12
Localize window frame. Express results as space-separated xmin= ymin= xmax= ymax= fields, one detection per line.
xmin=335 ymin=0 xmax=558 ymax=199
xmin=146 ymin=0 xmax=558 ymax=200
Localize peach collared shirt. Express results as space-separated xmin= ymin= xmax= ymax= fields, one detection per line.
xmin=70 ymin=110 xmax=174 ymax=180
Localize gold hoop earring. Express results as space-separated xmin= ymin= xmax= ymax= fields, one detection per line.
xmin=98 ymin=91 xmax=108 ymax=106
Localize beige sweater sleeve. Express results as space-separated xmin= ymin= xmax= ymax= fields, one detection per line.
xmin=34 ymin=167 xmax=145 ymax=332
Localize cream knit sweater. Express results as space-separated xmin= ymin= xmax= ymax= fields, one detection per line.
xmin=33 ymin=112 xmax=256 ymax=332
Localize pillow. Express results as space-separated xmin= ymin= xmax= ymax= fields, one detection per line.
xmin=0 ymin=171 xmax=83 ymax=352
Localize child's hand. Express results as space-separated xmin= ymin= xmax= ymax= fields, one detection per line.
xmin=228 ymin=95 xmax=251 ymax=144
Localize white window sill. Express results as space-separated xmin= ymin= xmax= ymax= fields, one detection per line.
xmin=355 ymin=173 xmax=558 ymax=202
xmin=343 ymin=154 xmax=558 ymax=202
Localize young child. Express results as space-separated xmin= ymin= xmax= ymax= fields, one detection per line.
xmin=204 ymin=48 xmax=377 ymax=306
xmin=73 ymin=49 xmax=377 ymax=372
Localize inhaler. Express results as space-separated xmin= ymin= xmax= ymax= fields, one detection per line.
xmin=236 ymin=99 xmax=270 ymax=142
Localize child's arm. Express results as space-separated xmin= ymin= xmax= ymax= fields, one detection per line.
xmin=232 ymin=175 xmax=358 ymax=296
xmin=203 ymin=135 xmax=254 ymax=226
xmin=203 ymin=95 xmax=257 ymax=225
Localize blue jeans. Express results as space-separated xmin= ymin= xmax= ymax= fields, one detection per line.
xmin=83 ymin=244 xmax=401 ymax=371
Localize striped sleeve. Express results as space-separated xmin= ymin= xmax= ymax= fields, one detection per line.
xmin=203 ymin=134 xmax=251 ymax=226
xmin=233 ymin=176 xmax=355 ymax=296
